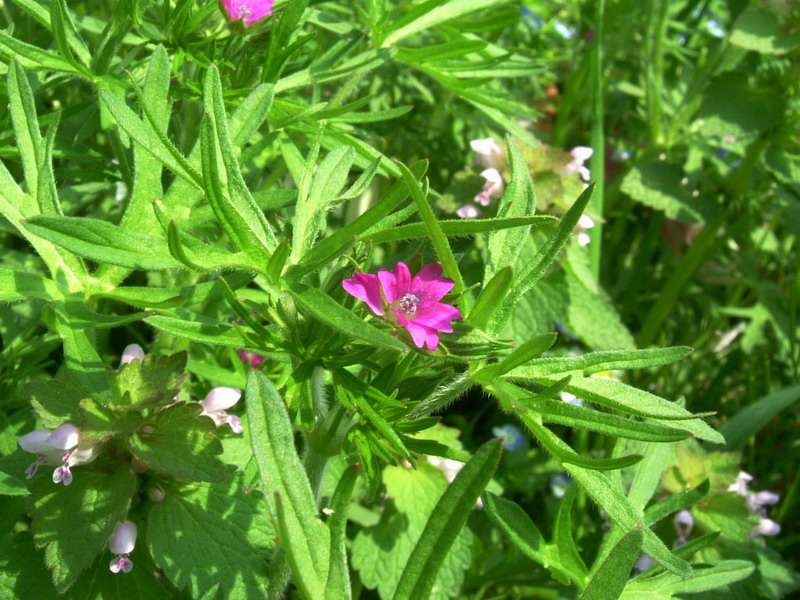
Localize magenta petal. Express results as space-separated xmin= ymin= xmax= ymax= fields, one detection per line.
xmin=342 ymin=273 xmax=384 ymax=316
xmin=394 ymin=311 xmax=441 ymax=350
xmin=378 ymin=262 xmax=411 ymax=304
xmin=413 ymin=303 xmax=462 ymax=332
xmin=411 ymin=264 xmax=455 ymax=304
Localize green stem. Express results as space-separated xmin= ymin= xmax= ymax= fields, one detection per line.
xmin=589 ymin=0 xmax=605 ymax=277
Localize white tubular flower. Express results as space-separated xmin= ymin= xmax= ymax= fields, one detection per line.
xmin=561 ymin=146 xmax=593 ymax=182
xmin=109 ymin=521 xmax=137 ymax=573
xmin=480 ymin=168 xmax=505 ymax=198
xmin=753 ymin=491 xmax=780 ymax=506
xmin=470 ymin=137 xmax=504 ymax=169
xmin=756 ymin=518 xmax=781 ymax=537
xmin=199 ymin=387 xmax=243 ymax=434
xmin=120 ymin=344 xmax=145 ymax=366
xmin=19 ymin=424 xmax=95 ymax=485
xmin=727 ymin=471 xmax=753 ymax=497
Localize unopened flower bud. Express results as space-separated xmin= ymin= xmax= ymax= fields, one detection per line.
xmin=148 ymin=487 xmax=166 ymax=503
xmin=120 ymin=344 xmax=145 ymax=366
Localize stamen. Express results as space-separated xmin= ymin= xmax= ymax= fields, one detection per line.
xmin=398 ymin=293 xmax=420 ymax=316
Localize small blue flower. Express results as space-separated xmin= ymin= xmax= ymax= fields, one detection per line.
xmin=492 ymin=424 xmax=526 ymax=451
xmin=554 ymin=21 xmax=575 ymax=40
xmin=550 ymin=473 xmax=572 ymax=498
xmin=706 ymin=19 xmax=725 ymax=38
xmin=519 ymin=6 xmax=542 ymax=29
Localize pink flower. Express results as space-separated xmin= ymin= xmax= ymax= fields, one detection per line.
xmin=199 ymin=387 xmax=243 ymax=434
xmin=222 ymin=0 xmax=273 ymax=25
xmin=342 ymin=263 xmax=462 ymax=351
xmin=18 ymin=424 xmax=97 ymax=485
xmin=238 ymin=350 xmax=265 ymax=368
xmin=108 ymin=521 xmax=137 ymax=574
xmin=474 ymin=168 xmax=505 ymax=206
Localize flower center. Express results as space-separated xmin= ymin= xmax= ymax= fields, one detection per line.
xmin=397 ymin=293 xmax=420 ymax=316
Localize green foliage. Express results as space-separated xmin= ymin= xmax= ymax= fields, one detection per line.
xmin=0 ymin=0 xmax=796 ymax=597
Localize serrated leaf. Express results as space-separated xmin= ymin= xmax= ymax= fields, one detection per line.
xmin=31 ymin=465 xmax=136 ymax=592
xmin=128 ymin=403 xmax=225 ymax=482
xmin=26 ymin=376 xmax=86 ymax=429
xmin=112 ymin=352 xmax=187 ymax=407
xmin=730 ymin=8 xmax=800 ymax=54
xmin=147 ymin=471 xmax=273 ymax=598
xmin=78 ymin=398 xmax=141 ymax=443
xmin=621 ymin=162 xmax=715 ymax=224
xmin=0 ymin=532 xmax=58 ymax=599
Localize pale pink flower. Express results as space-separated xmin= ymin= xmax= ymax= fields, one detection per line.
xmin=562 ymin=146 xmax=593 ymax=182
xmin=120 ymin=344 xmax=144 ymax=366
xmin=474 ymin=168 xmax=505 ymax=207
xmin=109 ymin=521 xmax=137 ymax=573
xmin=342 ymin=263 xmax=462 ymax=351
xmin=222 ymin=0 xmax=274 ymax=25
xmin=199 ymin=387 xmax=243 ymax=434
xmin=18 ymin=424 xmax=97 ymax=485
xmin=575 ymin=214 xmax=596 ymax=246
xmin=469 ymin=138 xmax=504 ymax=169
xmin=456 ymin=204 xmax=480 ymax=219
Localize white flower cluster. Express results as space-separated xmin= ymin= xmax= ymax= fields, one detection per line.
xmin=728 ymin=471 xmax=781 ymax=537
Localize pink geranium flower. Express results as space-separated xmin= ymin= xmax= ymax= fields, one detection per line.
xmin=222 ymin=0 xmax=274 ymax=25
xmin=342 ymin=263 xmax=462 ymax=351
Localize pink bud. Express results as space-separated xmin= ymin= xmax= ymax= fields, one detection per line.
xmin=109 ymin=521 xmax=137 ymax=555
xmin=46 ymin=424 xmax=80 ymax=451
xmin=148 ymin=487 xmax=166 ymax=502
xmin=120 ymin=344 xmax=145 ymax=365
